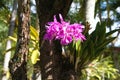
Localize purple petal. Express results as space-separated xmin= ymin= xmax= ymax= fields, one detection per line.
xmin=54 ymin=15 xmax=57 ymax=22
xmin=60 ymin=36 xmax=72 ymax=45
xmin=59 ymin=14 xmax=64 ymax=22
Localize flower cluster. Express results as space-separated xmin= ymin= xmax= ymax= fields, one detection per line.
xmin=44 ymin=14 xmax=86 ymax=45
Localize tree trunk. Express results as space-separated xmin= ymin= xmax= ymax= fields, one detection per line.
xmin=2 ymin=0 xmax=17 ymax=80
xmin=35 ymin=0 xmax=78 ymax=80
xmin=85 ymin=0 xmax=96 ymax=33
xmin=9 ymin=0 xmax=30 ymax=80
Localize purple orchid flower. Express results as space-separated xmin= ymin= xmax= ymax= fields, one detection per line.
xmin=44 ymin=14 xmax=86 ymax=45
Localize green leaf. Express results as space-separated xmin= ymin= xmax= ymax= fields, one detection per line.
xmin=30 ymin=26 xmax=39 ymax=40
xmin=8 ymin=36 xmax=17 ymax=42
xmin=96 ymin=22 xmax=106 ymax=43
xmin=105 ymin=29 xmax=120 ymax=37
xmin=88 ymin=40 xmax=94 ymax=55
xmin=97 ymin=37 xmax=116 ymax=50
xmin=76 ymin=40 xmax=81 ymax=57
xmin=31 ymin=49 xmax=40 ymax=64
xmin=76 ymin=40 xmax=81 ymax=50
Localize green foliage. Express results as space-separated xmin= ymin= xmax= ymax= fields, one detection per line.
xmin=29 ymin=26 xmax=39 ymax=64
xmin=80 ymin=22 xmax=119 ymax=66
xmin=0 ymin=8 xmax=10 ymax=54
xmin=0 ymin=8 xmax=9 ymax=41
xmin=0 ymin=5 xmax=10 ymax=78
xmin=81 ymin=56 xmax=120 ymax=80
xmin=66 ymin=21 xmax=120 ymax=79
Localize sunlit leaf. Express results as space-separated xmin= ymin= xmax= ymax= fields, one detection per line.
xmin=30 ymin=26 xmax=39 ymax=40
xmin=8 ymin=36 xmax=17 ymax=42
xmin=31 ymin=49 xmax=40 ymax=64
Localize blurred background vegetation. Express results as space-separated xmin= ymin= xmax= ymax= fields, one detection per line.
xmin=0 ymin=0 xmax=120 ymax=80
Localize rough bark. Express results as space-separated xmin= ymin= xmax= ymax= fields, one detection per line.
xmin=9 ymin=0 xmax=30 ymax=80
xmin=2 ymin=0 xmax=17 ymax=80
xmin=35 ymin=0 xmax=78 ymax=80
